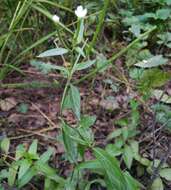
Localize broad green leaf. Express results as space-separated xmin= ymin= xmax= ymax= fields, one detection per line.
xmin=0 ymin=169 xmax=8 ymax=180
xmin=159 ymin=168 xmax=171 ymax=181
xmin=129 ymin=140 xmax=139 ymax=157
xmin=93 ymin=148 xmax=127 ymax=190
xmin=106 ymin=144 xmax=122 ymax=156
xmin=166 ymin=0 xmax=171 ymax=5
xmin=75 ymin=60 xmax=96 ymax=71
xmin=107 ymin=129 xmax=122 ymax=141
xmin=122 ymin=127 xmax=129 ymax=141
xmin=124 ymin=171 xmax=142 ymax=190
xmin=15 ymin=144 xmax=26 ymax=160
xmin=123 ymin=145 xmax=133 ymax=169
xmin=79 ymin=115 xmax=96 ymax=129
xmin=156 ymin=9 xmax=170 ymax=20
xmin=63 ymin=85 xmax=81 ymax=120
xmin=62 ymin=123 xmax=78 ymax=163
xmin=40 ymin=147 xmax=54 ymax=163
xmin=130 ymin=24 xmax=141 ymax=37
xmin=37 ymin=48 xmax=68 ymax=57
xmin=17 ymin=103 xmax=29 ymax=114
xmin=35 ymin=161 xmax=56 ymax=177
xmin=28 ymin=139 xmax=38 ymax=156
xmin=69 ymin=85 xmax=81 ymax=120
xmin=18 ymin=167 xmax=37 ymax=188
xmin=139 ymin=69 xmax=170 ymax=90
xmin=30 ymin=60 xmax=68 ymax=75
xmin=8 ymin=161 xmax=19 ymax=186
xmin=76 ymin=160 xmax=101 ymax=171
xmin=152 ymin=90 xmax=171 ymax=104
xmin=18 ymin=159 xmax=32 ymax=180
xmin=151 ymin=177 xmax=164 ymax=190
xmin=77 ymin=127 xmax=94 ymax=146
xmin=135 ymin=55 xmax=168 ymax=68
xmin=0 ymin=138 xmax=10 ymax=154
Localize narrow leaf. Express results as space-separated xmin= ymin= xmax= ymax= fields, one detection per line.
xmin=37 ymin=48 xmax=68 ymax=57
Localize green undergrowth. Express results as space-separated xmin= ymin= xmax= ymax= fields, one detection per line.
xmin=1 ymin=0 xmax=171 ymax=190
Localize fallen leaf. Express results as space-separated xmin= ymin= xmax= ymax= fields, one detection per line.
xmin=0 ymin=97 xmax=17 ymax=111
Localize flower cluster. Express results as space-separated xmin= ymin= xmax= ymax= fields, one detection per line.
xmin=52 ymin=5 xmax=87 ymax=23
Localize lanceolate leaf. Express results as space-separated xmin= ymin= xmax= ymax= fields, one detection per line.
xmin=28 ymin=139 xmax=38 ymax=156
xmin=18 ymin=167 xmax=37 ymax=188
xmin=123 ymin=145 xmax=133 ymax=169
xmin=124 ymin=171 xmax=142 ymax=190
xmin=8 ymin=161 xmax=19 ymax=186
xmin=63 ymin=85 xmax=81 ymax=120
xmin=75 ymin=60 xmax=96 ymax=71
xmin=159 ymin=168 xmax=171 ymax=181
xmin=151 ymin=177 xmax=164 ymax=190
xmin=62 ymin=122 xmax=78 ymax=163
xmin=135 ymin=55 xmax=168 ymax=68
xmin=0 ymin=137 xmax=10 ymax=154
xmin=37 ymin=48 xmax=68 ymax=57
xmin=93 ymin=148 xmax=127 ymax=190
xmin=18 ymin=159 xmax=32 ymax=180
xmin=30 ymin=60 xmax=68 ymax=75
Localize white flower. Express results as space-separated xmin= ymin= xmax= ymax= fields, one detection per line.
xmin=52 ymin=15 xmax=60 ymax=23
xmin=75 ymin=5 xmax=87 ymax=18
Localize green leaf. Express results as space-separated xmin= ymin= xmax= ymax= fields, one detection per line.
xmin=159 ymin=168 xmax=171 ymax=181
xmin=151 ymin=177 xmax=164 ymax=190
xmin=17 ymin=103 xmax=29 ymax=114
xmin=107 ymin=129 xmax=122 ymax=141
xmin=130 ymin=24 xmax=141 ymax=37
xmin=139 ymin=69 xmax=170 ymax=90
xmin=166 ymin=0 xmax=171 ymax=5
xmin=124 ymin=171 xmax=142 ymax=190
xmin=75 ymin=47 xmax=85 ymax=58
xmin=28 ymin=139 xmax=38 ymax=156
xmin=15 ymin=144 xmax=26 ymax=160
xmin=0 ymin=138 xmax=10 ymax=154
xmin=40 ymin=147 xmax=54 ymax=163
xmin=37 ymin=48 xmax=68 ymax=57
xmin=63 ymin=85 xmax=81 ymax=120
xmin=8 ymin=161 xmax=19 ymax=186
xmin=35 ymin=161 xmax=56 ymax=177
xmin=79 ymin=115 xmax=96 ymax=129
xmin=62 ymin=123 xmax=78 ymax=163
xmin=156 ymin=9 xmax=170 ymax=20
xmin=18 ymin=159 xmax=32 ymax=180
xmin=74 ymin=19 xmax=84 ymax=44
xmin=152 ymin=90 xmax=171 ymax=104
xmin=18 ymin=167 xmax=37 ymax=188
xmin=76 ymin=160 xmax=101 ymax=171
xmin=93 ymin=147 xmax=127 ymax=190
xmin=77 ymin=126 xmax=94 ymax=146
xmin=135 ymin=55 xmax=168 ymax=68
xmin=106 ymin=144 xmax=122 ymax=156
xmin=75 ymin=60 xmax=96 ymax=71
xmin=129 ymin=140 xmax=139 ymax=158
xmin=30 ymin=60 xmax=68 ymax=75
xmin=123 ymin=145 xmax=133 ymax=169
xmin=0 ymin=169 xmax=8 ymax=180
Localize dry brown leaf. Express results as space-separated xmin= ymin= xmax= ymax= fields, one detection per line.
xmin=0 ymin=97 xmax=17 ymax=111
